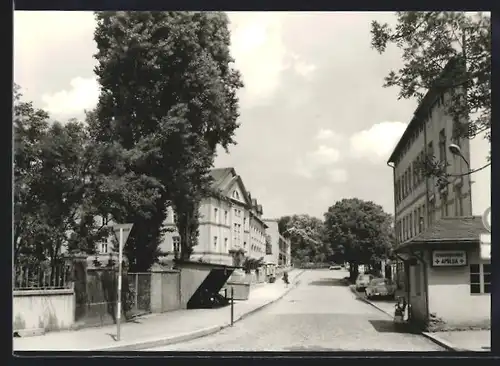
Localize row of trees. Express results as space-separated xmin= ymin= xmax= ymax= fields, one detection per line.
xmin=14 ymin=11 xmax=243 ymax=272
xmin=279 ymin=199 xmax=395 ymax=279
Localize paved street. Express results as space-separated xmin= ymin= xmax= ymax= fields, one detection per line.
xmin=146 ymin=270 xmax=445 ymax=351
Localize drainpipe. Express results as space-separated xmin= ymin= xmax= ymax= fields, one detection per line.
xmin=387 ymin=161 xmax=398 ymax=282
xmin=422 ymin=115 xmax=431 ymax=226
xmin=411 ymin=249 xmax=430 ymax=328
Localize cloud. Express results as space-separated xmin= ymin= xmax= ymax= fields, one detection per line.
xmin=294 ymin=145 xmax=342 ymax=179
xmin=349 ymin=121 xmax=407 ymax=163
xmin=228 ymin=13 xmax=289 ymax=107
xmin=41 ymin=77 xmax=100 ymax=118
xmin=315 ymin=128 xmax=344 ymax=143
xmin=291 ymin=54 xmax=317 ymax=79
xmin=328 ymin=169 xmax=348 ymax=183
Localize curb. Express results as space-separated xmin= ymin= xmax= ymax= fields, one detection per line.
xmin=421 ymin=332 xmax=462 ymax=352
xmin=237 ymin=270 xmax=305 ymax=323
xmin=348 ymin=286 xmax=459 ymax=352
xmin=99 ymin=269 xmax=305 ymax=351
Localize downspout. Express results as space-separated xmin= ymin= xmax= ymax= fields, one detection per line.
xmin=422 ymin=115 xmax=431 ymax=226
xmin=387 ymin=161 xmax=398 ymax=271
xmin=420 ymin=114 xmax=432 ymax=328
xmin=411 ymin=249 xmax=430 ymax=329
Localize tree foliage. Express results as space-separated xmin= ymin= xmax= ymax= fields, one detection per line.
xmin=13 ymin=86 xmax=111 ymax=269
xmin=278 ymin=214 xmax=331 ymax=264
xmin=323 ymin=198 xmax=395 ymax=280
xmin=371 ymin=11 xmax=491 ymax=179
xmin=91 ymin=11 xmax=243 ymax=269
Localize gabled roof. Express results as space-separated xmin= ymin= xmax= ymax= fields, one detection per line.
xmin=397 ymin=216 xmax=487 ymax=251
xmin=209 ymin=167 xmax=253 ymax=207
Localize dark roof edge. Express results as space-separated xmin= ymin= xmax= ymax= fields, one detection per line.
xmin=387 ymin=56 xmax=464 ymax=164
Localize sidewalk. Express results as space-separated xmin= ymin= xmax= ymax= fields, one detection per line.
xmin=14 ymin=269 xmax=304 ymax=352
xmin=348 ymin=285 xmax=491 ymax=352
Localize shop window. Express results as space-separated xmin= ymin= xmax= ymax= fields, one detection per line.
xmin=470 ymin=264 xmax=491 ymax=294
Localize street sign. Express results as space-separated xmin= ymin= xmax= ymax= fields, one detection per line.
xmin=110 ymin=222 xmax=133 ymax=342
xmin=482 ymin=207 xmax=491 ymax=233
xmin=480 ymin=233 xmax=491 ymax=261
xmin=431 ymin=250 xmax=467 ymax=267
xmin=112 ymin=223 xmax=133 ymax=249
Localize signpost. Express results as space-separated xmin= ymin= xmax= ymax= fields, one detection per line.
xmin=431 ymin=250 xmax=467 ymax=267
xmin=111 ymin=223 xmax=133 ymax=341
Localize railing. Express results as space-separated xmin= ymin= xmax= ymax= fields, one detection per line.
xmin=13 ymin=263 xmax=72 ymax=290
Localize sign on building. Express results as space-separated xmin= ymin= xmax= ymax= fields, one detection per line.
xmin=431 ymin=250 xmax=467 ymax=267
xmin=482 ymin=207 xmax=491 ymax=233
xmin=480 ymin=234 xmax=491 ymax=261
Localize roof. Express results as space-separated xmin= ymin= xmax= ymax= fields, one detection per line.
xmin=209 ymin=167 xmax=235 ymax=190
xmin=387 ymin=57 xmax=465 ymax=164
xmin=396 ymin=216 xmax=488 ymax=251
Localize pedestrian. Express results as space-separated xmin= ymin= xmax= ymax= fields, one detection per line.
xmin=282 ymin=271 xmax=289 ymax=287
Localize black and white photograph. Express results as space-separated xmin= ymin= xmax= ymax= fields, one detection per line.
xmin=13 ymin=10 xmax=491 ymax=353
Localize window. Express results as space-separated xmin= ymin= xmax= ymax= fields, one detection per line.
xmin=409 ymin=213 xmax=413 ymax=237
xmin=455 ymin=185 xmax=463 ymax=216
xmin=441 ymin=191 xmax=448 ymax=217
xmin=214 ymin=208 xmax=218 ymax=223
xmin=243 ymin=217 xmax=246 ymax=228
xmin=428 ymin=200 xmax=436 ymax=225
xmin=408 ymin=166 xmax=413 ymax=192
xmin=402 ymin=217 xmax=407 ymax=241
xmin=421 ymin=204 xmax=426 ymax=231
xmin=243 ymin=241 xmax=246 ymax=247
xmin=172 ymin=236 xmax=180 ymax=253
xmin=233 ymin=190 xmax=240 ymax=200
xmin=173 ymin=213 xmax=177 ymax=223
xmin=224 ymin=211 xmax=228 ymax=224
xmin=428 ymin=141 xmax=434 ymax=158
xmin=470 ymin=264 xmax=491 ymax=294
xmin=100 ymin=242 xmax=108 ymax=254
xmin=439 ymin=128 xmax=447 ymax=164
xmin=213 ymin=236 xmax=218 ymax=248
xmin=413 ymin=161 xmax=418 ymax=187
xmin=414 ymin=209 xmax=418 ymax=235
xmin=224 ymin=238 xmax=228 ymax=247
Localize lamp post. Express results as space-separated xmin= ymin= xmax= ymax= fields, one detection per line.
xmin=448 ymin=143 xmax=473 ymax=214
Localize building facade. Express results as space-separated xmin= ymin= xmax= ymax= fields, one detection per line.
xmin=263 ymin=219 xmax=291 ymax=267
xmin=161 ymin=168 xmax=268 ymax=266
xmin=388 ymin=58 xmax=490 ymax=330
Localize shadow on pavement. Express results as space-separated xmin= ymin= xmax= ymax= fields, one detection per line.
xmin=308 ymin=278 xmax=348 ymax=287
xmin=368 ymin=320 xmax=417 ymax=334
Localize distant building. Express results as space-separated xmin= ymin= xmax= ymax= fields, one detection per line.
xmin=263 ymin=219 xmax=291 ymax=267
xmin=161 ymin=167 xmax=268 ymax=266
xmin=388 ymin=58 xmax=490 ymax=331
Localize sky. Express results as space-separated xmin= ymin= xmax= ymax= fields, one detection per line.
xmin=14 ymin=11 xmax=491 ymax=220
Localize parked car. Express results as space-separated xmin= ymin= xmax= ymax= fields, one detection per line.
xmin=329 ymin=264 xmax=342 ymax=270
xmin=355 ymin=273 xmax=374 ymax=291
xmin=365 ymin=278 xmax=396 ymax=299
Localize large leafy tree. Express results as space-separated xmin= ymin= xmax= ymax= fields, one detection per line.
xmin=91 ymin=11 xmax=243 ymax=269
xmin=278 ymin=214 xmax=331 ymax=264
xmin=13 ymin=86 xmax=111 ymax=273
xmin=323 ymin=198 xmax=395 ymax=280
xmin=370 ymin=12 xmax=491 ymax=181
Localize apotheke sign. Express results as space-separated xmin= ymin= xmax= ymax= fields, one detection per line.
xmin=432 ymin=250 xmax=467 ymax=267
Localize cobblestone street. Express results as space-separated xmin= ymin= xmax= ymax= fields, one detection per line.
xmin=146 ymin=270 xmax=445 ymax=351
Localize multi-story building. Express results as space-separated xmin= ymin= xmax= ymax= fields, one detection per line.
xmin=263 ymin=219 xmax=291 ymax=267
xmin=387 ymin=58 xmax=490 ymax=331
xmin=161 ymin=167 xmax=268 ymax=266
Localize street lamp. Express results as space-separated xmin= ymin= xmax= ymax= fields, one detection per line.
xmin=448 ymin=143 xmax=473 ymax=214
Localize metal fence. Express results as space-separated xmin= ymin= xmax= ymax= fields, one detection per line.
xmin=13 ymin=262 xmax=72 ymax=290
xmin=126 ymin=272 xmax=152 ymax=315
